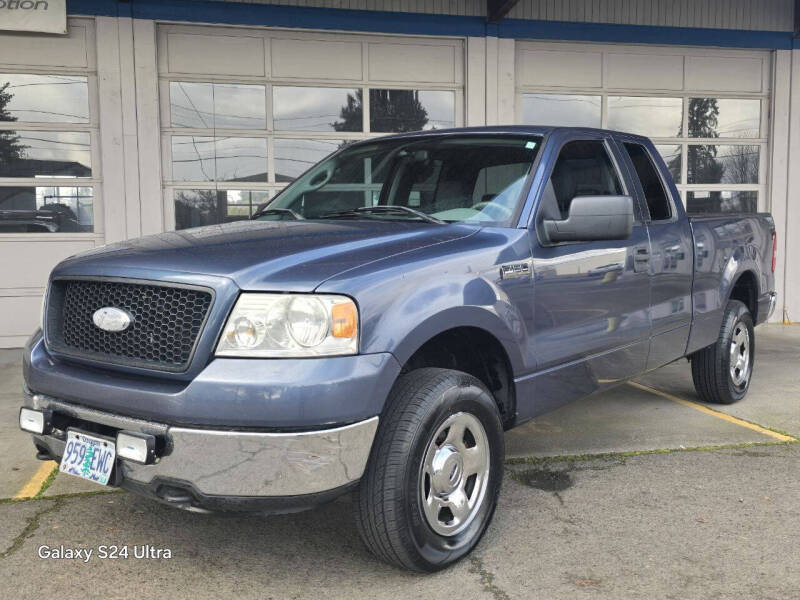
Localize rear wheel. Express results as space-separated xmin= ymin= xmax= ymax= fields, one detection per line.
xmin=691 ymin=299 xmax=755 ymax=404
xmin=355 ymin=368 xmax=504 ymax=572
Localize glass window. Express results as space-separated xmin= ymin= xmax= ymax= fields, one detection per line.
xmin=274 ymin=138 xmax=347 ymax=182
xmin=0 ymin=131 xmax=91 ymax=178
xmin=171 ymin=136 xmax=215 ymax=182
xmin=174 ymin=189 xmax=270 ymax=230
xmin=607 ymin=97 xmax=682 ymax=137
xmin=214 ymin=136 xmax=267 ymax=182
xmin=369 ymin=89 xmax=455 ymax=132
xmin=688 ymin=98 xmax=760 ymax=138
xmin=0 ymin=74 xmax=89 ymax=123
xmin=171 ymin=136 xmax=267 ymax=182
xmin=655 ymin=145 xmax=681 ymax=183
xmin=0 ymin=185 xmax=93 ymax=232
xmin=686 ymin=190 xmax=756 ymax=214
xmin=170 ymin=82 xmax=266 ymax=130
xmin=521 ymin=94 xmax=601 ymax=128
xmin=273 ymin=86 xmax=362 ymax=132
xmin=687 ymin=144 xmax=759 ymax=184
xmin=624 ymin=143 xmax=671 ymax=221
xmin=265 ymin=135 xmax=541 ymax=225
xmin=545 ymin=140 xmax=623 ymax=219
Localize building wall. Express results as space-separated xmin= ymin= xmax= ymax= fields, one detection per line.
xmin=507 ymin=0 xmax=794 ymax=31
xmin=1 ymin=4 xmax=799 ymax=347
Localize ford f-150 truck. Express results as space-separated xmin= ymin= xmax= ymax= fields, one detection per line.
xmin=19 ymin=126 xmax=777 ymax=571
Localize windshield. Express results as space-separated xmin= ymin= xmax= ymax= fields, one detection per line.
xmin=256 ymin=135 xmax=542 ymax=226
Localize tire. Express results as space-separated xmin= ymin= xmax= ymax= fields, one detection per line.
xmin=355 ymin=368 xmax=504 ymax=572
xmin=691 ymin=299 xmax=755 ymax=404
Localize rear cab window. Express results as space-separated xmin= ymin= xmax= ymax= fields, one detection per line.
xmin=623 ymin=142 xmax=673 ymax=221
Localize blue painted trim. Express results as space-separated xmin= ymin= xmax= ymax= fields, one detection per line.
xmin=66 ymin=0 xmax=794 ymax=50
xmin=499 ymin=18 xmax=795 ymax=49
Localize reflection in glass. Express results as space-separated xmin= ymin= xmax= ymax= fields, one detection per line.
xmin=687 ymin=144 xmax=759 ymax=184
xmin=686 ymin=190 xmax=756 ymax=214
xmin=274 ymin=138 xmax=346 ymax=182
xmin=171 ymin=136 xmax=267 ymax=182
xmin=174 ymin=189 xmax=270 ymax=229
xmin=0 ymin=74 xmax=89 ymax=123
xmin=170 ymin=82 xmax=266 ymax=129
xmin=171 ymin=136 xmax=215 ymax=181
xmin=170 ymin=82 xmax=213 ymax=128
xmin=213 ymin=84 xmax=266 ymax=129
xmin=274 ymin=86 xmax=362 ymax=132
xmin=688 ymin=98 xmax=760 ymax=138
xmin=214 ymin=136 xmax=267 ymax=182
xmin=607 ymin=97 xmax=682 ymax=137
xmin=0 ymin=131 xmax=91 ymax=177
xmin=521 ymin=94 xmax=601 ymax=127
xmin=655 ymin=144 xmax=681 ymax=183
xmin=369 ymin=89 xmax=455 ymax=132
xmin=0 ymin=185 xmax=93 ymax=232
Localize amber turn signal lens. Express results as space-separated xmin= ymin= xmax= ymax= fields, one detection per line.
xmin=331 ymin=301 xmax=357 ymax=338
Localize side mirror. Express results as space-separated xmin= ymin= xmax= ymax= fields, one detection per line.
xmin=542 ymin=195 xmax=634 ymax=243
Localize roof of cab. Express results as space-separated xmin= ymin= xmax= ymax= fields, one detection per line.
xmin=359 ymin=125 xmax=652 ymax=145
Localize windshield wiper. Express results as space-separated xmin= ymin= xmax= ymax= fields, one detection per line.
xmin=251 ymin=208 xmax=305 ymax=220
xmin=318 ymin=205 xmax=445 ymax=225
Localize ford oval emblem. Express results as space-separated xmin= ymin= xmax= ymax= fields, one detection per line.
xmin=92 ymin=307 xmax=132 ymax=332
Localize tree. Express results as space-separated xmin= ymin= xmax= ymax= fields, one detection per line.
xmin=333 ymin=89 xmax=429 ymax=133
xmin=0 ymin=82 xmax=26 ymax=167
xmin=685 ymin=98 xmax=724 ymax=185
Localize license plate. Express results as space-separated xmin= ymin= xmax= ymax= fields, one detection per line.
xmin=60 ymin=430 xmax=116 ymax=486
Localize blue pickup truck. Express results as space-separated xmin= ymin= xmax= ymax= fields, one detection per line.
xmin=20 ymin=126 xmax=776 ymax=571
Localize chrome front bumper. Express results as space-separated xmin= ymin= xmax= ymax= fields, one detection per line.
xmin=24 ymin=391 xmax=378 ymax=500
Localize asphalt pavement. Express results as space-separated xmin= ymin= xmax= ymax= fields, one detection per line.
xmin=1 ymin=325 xmax=798 ymax=599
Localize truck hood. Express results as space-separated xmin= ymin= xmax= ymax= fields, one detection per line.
xmin=54 ymin=220 xmax=480 ymax=291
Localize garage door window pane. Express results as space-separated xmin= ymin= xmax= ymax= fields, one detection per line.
xmin=214 ymin=137 xmax=267 ymax=182
xmin=521 ymin=94 xmax=601 ymax=128
xmin=274 ymin=86 xmax=362 ymax=132
xmin=369 ymin=89 xmax=455 ymax=132
xmin=170 ymin=82 xmax=213 ymax=128
xmin=687 ymin=144 xmax=759 ymax=184
xmin=0 ymin=74 xmax=89 ymax=123
xmin=0 ymin=131 xmax=91 ymax=178
xmin=172 ymin=136 xmax=215 ymax=181
xmin=171 ymin=136 xmax=267 ymax=182
xmin=214 ymin=84 xmax=266 ymax=129
xmin=170 ymin=82 xmax=266 ymax=129
xmin=174 ymin=189 xmax=270 ymax=229
xmin=655 ymin=145 xmax=681 ymax=183
xmin=688 ymin=98 xmax=761 ymax=138
xmin=274 ymin=138 xmax=346 ymax=182
xmin=0 ymin=185 xmax=93 ymax=233
xmin=607 ymin=97 xmax=682 ymax=137
xmin=686 ymin=190 xmax=756 ymax=214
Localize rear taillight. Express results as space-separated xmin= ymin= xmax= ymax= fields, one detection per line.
xmin=771 ymin=231 xmax=777 ymax=273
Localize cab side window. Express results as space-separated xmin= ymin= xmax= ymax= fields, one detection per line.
xmin=540 ymin=140 xmax=624 ymax=220
xmin=623 ymin=142 xmax=672 ymax=221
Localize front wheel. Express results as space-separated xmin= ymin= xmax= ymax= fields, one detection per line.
xmin=691 ymin=299 xmax=755 ymax=404
xmin=355 ymin=368 xmax=504 ymax=571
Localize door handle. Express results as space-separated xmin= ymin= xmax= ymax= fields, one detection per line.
xmin=634 ymin=246 xmax=650 ymax=272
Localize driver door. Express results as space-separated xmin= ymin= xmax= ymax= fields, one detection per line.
xmin=524 ymin=133 xmax=652 ymax=419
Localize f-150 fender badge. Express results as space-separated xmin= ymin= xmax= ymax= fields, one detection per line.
xmin=499 ymin=262 xmax=531 ymax=280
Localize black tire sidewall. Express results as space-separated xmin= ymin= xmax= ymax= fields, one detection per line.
xmin=721 ymin=301 xmax=755 ymax=402
xmin=401 ymin=376 xmax=504 ymax=570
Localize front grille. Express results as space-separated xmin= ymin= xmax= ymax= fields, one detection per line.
xmin=46 ymin=278 xmax=214 ymax=372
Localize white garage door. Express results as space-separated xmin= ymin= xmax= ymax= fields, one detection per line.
xmin=0 ymin=19 xmax=102 ymax=347
xmin=515 ymin=41 xmax=771 ymax=215
xmin=157 ymin=25 xmax=464 ymax=229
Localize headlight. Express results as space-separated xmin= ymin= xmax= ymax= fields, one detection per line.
xmin=216 ymin=293 xmax=358 ymax=357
